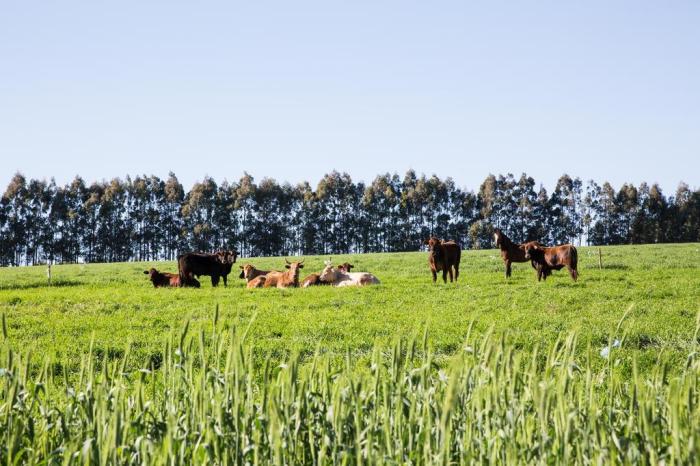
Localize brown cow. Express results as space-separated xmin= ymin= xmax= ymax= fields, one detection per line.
xmin=301 ymin=273 xmax=326 ymax=287
xmin=238 ymin=264 xmax=270 ymax=283
xmin=247 ymin=275 xmax=267 ymax=288
xmin=144 ymin=268 xmax=200 ymax=288
xmin=493 ymin=228 xmax=543 ymax=278
xmin=423 ymin=237 xmax=461 ymax=283
xmin=302 ymin=262 xmax=353 ymax=287
xmin=178 ymin=250 xmax=237 ymax=287
xmin=523 ymin=243 xmax=579 ymax=281
xmin=263 ymin=259 xmax=304 ymax=288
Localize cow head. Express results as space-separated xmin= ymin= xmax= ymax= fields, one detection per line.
xmin=319 ymin=263 xmax=337 ymax=283
xmin=424 ymin=237 xmax=444 ymax=261
xmin=493 ymin=228 xmax=503 ymax=247
xmin=523 ymin=243 xmax=544 ymax=261
xmin=143 ymin=268 xmax=158 ymax=279
xmin=217 ymin=250 xmax=237 ymax=264
xmin=338 ymin=262 xmax=354 ymax=272
xmin=284 ymin=259 xmax=304 ymax=284
xmin=239 ymin=264 xmax=258 ymax=280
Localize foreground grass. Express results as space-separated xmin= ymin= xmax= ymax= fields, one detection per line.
xmin=2 ymin=317 xmax=700 ymax=464
xmin=0 ymin=244 xmax=698 ymax=377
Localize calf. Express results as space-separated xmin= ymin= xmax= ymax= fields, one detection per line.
xmin=144 ymin=268 xmax=200 ymax=288
xmin=238 ymin=264 xmax=270 ymax=283
xmin=263 ymin=259 xmax=305 ymax=288
xmin=423 ymin=237 xmax=461 ymax=283
xmin=319 ymin=260 xmax=380 ymax=287
xmin=523 ymin=243 xmax=579 ymax=281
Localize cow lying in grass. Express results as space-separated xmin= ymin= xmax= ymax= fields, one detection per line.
xmin=238 ymin=264 xmax=270 ymax=283
xmin=302 ymin=262 xmax=354 ymax=287
xmin=319 ymin=260 xmax=380 ymax=287
xmin=523 ymin=243 xmax=579 ymax=281
xmin=246 ymin=275 xmax=267 ymax=288
xmin=144 ymin=268 xmax=200 ymax=288
xmin=262 ymin=259 xmax=304 ymax=288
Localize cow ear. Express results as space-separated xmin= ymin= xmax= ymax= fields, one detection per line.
xmin=299 ymin=264 xmax=304 ymax=269
xmin=143 ymin=270 xmax=149 ymax=274
xmin=285 ymin=264 xmax=290 ymax=269
xmin=422 ymin=239 xmax=430 ymax=245
xmin=239 ymin=265 xmax=244 ymax=269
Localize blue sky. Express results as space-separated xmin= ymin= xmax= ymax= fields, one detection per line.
xmin=1 ymin=1 xmax=698 ymax=193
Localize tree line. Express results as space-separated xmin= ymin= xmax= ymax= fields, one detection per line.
xmin=1 ymin=171 xmax=698 ymax=266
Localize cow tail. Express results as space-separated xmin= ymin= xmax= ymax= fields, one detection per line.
xmin=571 ymin=246 xmax=579 ymax=281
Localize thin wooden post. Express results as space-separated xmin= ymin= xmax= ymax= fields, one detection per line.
xmin=598 ymin=248 xmax=603 ymax=270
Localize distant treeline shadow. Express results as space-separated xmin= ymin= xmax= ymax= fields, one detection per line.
xmin=0 ymin=279 xmax=83 ymax=291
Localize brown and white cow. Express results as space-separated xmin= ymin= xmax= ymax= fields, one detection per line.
xmin=301 ymin=262 xmax=354 ymax=287
xmin=263 ymin=259 xmax=304 ymax=288
xmin=319 ymin=259 xmax=380 ymax=287
xmin=144 ymin=268 xmax=200 ymax=288
xmin=423 ymin=237 xmax=461 ymax=283
xmin=523 ymin=243 xmax=579 ymax=282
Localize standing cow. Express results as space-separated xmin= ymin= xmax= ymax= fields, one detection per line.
xmin=423 ymin=237 xmax=461 ymax=284
xmin=178 ymin=250 xmax=237 ymax=287
xmin=523 ymin=243 xmax=579 ymax=281
xmin=493 ymin=228 xmax=543 ymax=278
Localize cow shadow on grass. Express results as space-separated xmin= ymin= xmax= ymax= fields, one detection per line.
xmin=0 ymin=279 xmax=83 ymax=291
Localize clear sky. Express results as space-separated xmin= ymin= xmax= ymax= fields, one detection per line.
xmin=1 ymin=1 xmax=698 ymax=193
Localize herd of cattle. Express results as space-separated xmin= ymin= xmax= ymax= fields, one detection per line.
xmin=143 ymin=229 xmax=579 ymax=289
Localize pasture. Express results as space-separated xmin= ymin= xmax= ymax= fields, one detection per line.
xmin=1 ymin=243 xmax=700 ymax=463
xmin=1 ymin=244 xmax=699 ymax=375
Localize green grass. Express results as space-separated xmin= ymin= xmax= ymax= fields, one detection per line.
xmin=1 ymin=244 xmax=698 ymax=376
xmin=2 ymin=243 xmax=700 ymax=463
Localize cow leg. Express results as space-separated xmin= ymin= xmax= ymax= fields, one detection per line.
xmin=431 ymin=270 xmax=437 ymax=283
xmin=442 ymin=269 xmax=448 ymax=284
xmin=211 ymin=275 xmax=220 ymax=287
xmin=222 ymin=274 xmax=228 ymax=287
xmin=505 ymin=260 xmax=512 ymax=278
xmin=448 ymin=267 xmax=454 ymax=283
xmin=568 ymin=267 xmax=578 ymax=281
xmin=454 ymin=263 xmax=459 ymax=281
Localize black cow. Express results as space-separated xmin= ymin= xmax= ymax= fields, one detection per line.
xmin=178 ymin=250 xmax=237 ymax=287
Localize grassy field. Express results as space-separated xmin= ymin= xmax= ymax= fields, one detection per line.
xmin=2 ymin=243 xmax=700 ymax=463
xmin=1 ymin=243 xmax=698 ymax=375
